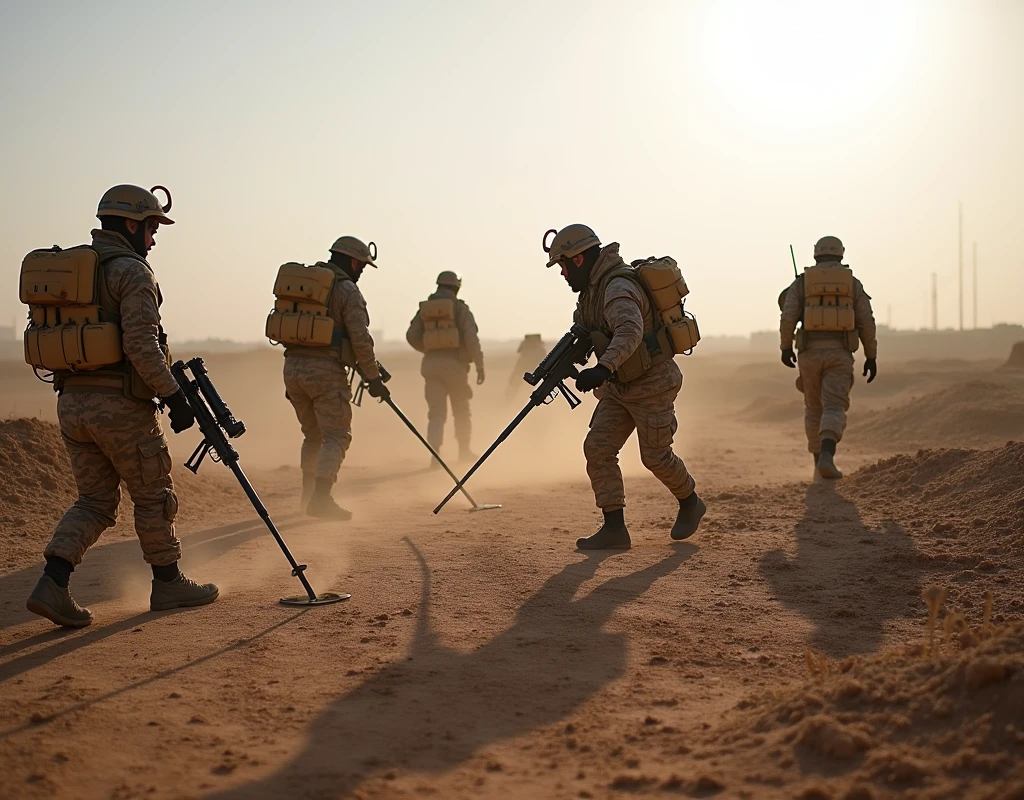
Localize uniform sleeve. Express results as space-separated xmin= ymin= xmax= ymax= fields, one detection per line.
xmin=597 ymin=277 xmax=645 ymax=372
xmin=854 ymin=279 xmax=878 ymax=359
xmin=406 ymin=311 xmax=425 ymax=352
xmin=338 ymin=282 xmax=380 ymax=380
xmin=779 ymin=277 xmax=803 ymax=350
xmin=457 ymin=302 xmax=484 ymax=370
xmin=112 ymin=260 xmax=179 ymax=397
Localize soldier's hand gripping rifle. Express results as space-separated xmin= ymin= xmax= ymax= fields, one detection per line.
xmin=349 ymin=361 xmax=500 ymax=512
xmin=433 ymin=323 xmax=593 ymax=514
xmin=171 ymin=358 xmax=348 ymax=607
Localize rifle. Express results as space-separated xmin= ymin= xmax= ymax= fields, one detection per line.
xmin=349 ymin=361 xmax=500 ymax=512
xmin=171 ymin=357 xmax=348 ymax=607
xmin=433 ymin=323 xmax=593 ymax=514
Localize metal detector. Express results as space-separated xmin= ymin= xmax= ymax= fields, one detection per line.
xmin=172 ymin=358 xmax=349 ymax=607
xmin=351 ymin=363 xmax=501 ymax=512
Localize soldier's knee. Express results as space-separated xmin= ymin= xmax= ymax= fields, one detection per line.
xmin=76 ymin=488 xmax=121 ymax=528
xmin=584 ymin=430 xmax=613 ymax=461
xmin=640 ymin=448 xmax=673 ymax=471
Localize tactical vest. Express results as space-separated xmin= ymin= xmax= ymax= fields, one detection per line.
xmin=20 ymin=244 xmax=169 ymax=400
xmin=796 ymin=265 xmax=860 ymax=352
xmin=579 ymin=256 xmax=700 ymax=383
xmin=418 ymin=297 xmax=460 ymax=352
xmin=266 ymin=262 xmax=356 ymax=366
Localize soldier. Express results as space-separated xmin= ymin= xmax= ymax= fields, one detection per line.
xmin=405 ymin=271 xmax=484 ymax=464
xmin=282 ymin=237 xmax=387 ymax=519
xmin=546 ymin=224 xmax=705 ymax=550
xmin=506 ymin=334 xmax=547 ymax=402
xmin=25 ymin=185 xmax=218 ymax=628
xmin=780 ymin=236 xmax=878 ymax=479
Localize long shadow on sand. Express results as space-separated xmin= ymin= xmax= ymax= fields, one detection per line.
xmin=0 ymin=515 xmax=317 ymax=635
xmin=207 ymin=539 xmax=694 ymax=799
xmin=759 ymin=481 xmax=921 ymax=658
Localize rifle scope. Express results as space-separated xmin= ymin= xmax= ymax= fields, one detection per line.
xmin=187 ymin=357 xmax=245 ymax=438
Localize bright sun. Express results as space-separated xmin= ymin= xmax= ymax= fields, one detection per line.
xmin=702 ymin=0 xmax=916 ymax=126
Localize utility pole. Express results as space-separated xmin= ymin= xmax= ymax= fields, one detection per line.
xmin=931 ymin=272 xmax=938 ymax=331
xmin=958 ymin=201 xmax=963 ymax=331
xmin=972 ymin=241 xmax=978 ymax=329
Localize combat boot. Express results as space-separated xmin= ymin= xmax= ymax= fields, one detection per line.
xmin=26 ymin=575 xmax=93 ymax=628
xmin=306 ymin=478 xmax=353 ymax=520
xmin=300 ymin=472 xmax=315 ymax=507
xmin=576 ymin=510 xmax=631 ymax=550
xmin=817 ymin=438 xmax=843 ymax=480
xmin=150 ymin=574 xmax=220 ymax=611
xmin=671 ymin=492 xmax=706 ymax=540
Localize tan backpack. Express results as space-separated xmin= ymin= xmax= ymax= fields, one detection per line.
xmin=802 ymin=265 xmax=855 ymax=332
xmin=265 ymin=263 xmax=338 ymax=347
xmin=632 ymin=256 xmax=700 ymax=355
xmin=419 ymin=298 xmax=460 ymax=352
xmin=20 ymin=246 xmax=123 ymax=372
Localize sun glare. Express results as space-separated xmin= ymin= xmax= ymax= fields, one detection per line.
xmin=703 ymin=1 xmax=916 ymax=127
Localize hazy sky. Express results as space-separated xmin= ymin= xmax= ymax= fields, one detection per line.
xmin=1 ymin=0 xmax=1022 ymax=343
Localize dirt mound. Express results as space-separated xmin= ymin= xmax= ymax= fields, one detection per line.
xmin=844 ymin=444 xmax=1024 ymax=631
xmin=703 ymin=620 xmax=1024 ymax=797
xmin=737 ymin=394 xmax=804 ymax=423
xmin=848 ymin=442 xmax=1024 ymax=548
xmin=854 ymin=380 xmax=1024 ymax=449
xmin=0 ymin=417 xmax=248 ymax=573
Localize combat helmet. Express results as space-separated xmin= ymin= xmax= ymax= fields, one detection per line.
xmin=97 ymin=185 xmax=175 ymax=225
xmin=813 ymin=236 xmax=845 ymax=260
xmin=543 ymin=224 xmax=601 ymax=267
xmin=436 ymin=270 xmax=462 ymax=289
xmin=330 ymin=236 xmax=378 ymax=267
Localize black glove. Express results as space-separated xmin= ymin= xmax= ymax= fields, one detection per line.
xmin=367 ymin=377 xmax=390 ymax=400
xmin=863 ymin=358 xmax=877 ymax=383
xmin=162 ymin=390 xmax=195 ymax=433
xmin=781 ymin=348 xmax=797 ymax=368
xmin=575 ymin=364 xmax=612 ymax=393
xmin=476 ymin=366 xmax=485 ymax=386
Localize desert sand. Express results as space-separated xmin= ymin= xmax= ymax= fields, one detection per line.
xmin=1 ymin=346 xmax=1023 ymax=799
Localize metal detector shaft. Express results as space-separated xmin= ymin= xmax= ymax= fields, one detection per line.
xmin=382 ymin=396 xmax=481 ymax=508
xmin=433 ymin=400 xmax=532 ymax=514
xmin=172 ymin=358 xmax=321 ymax=602
xmin=226 ymin=461 xmax=317 ymax=601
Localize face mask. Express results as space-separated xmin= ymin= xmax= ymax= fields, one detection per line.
xmin=562 ymin=259 xmax=591 ymax=293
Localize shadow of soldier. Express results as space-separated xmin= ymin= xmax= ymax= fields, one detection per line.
xmin=207 ymin=539 xmax=695 ymax=800
xmin=758 ymin=481 xmax=921 ymax=659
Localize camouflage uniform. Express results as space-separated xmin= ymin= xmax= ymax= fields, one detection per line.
xmin=405 ymin=287 xmax=484 ymax=452
xmin=284 ymin=262 xmax=379 ymax=483
xmin=576 ymin=244 xmax=695 ymax=511
xmin=45 ymin=230 xmax=182 ymax=567
xmin=780 ymin=270 xmax=878 ymax=453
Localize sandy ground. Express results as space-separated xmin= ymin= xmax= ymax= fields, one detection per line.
xmin=1 ymin=349 xmax=1023 ymax=799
